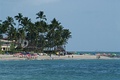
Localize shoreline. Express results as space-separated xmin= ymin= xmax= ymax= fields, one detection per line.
xmin=0 ymin=54 xmax=119 ymax=61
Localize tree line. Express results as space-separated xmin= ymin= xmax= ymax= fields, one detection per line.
xmin=0 ymin=11 xmax=71 ymax=52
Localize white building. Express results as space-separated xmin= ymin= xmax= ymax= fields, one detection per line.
xmin=0 ymin=39 xmax=14 ymax=51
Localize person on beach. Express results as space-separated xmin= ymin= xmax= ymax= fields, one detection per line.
xmin=96 ymin=54 xmax=100 ymax=59
xmin=72 ymin=55 xmax=73 ymax=58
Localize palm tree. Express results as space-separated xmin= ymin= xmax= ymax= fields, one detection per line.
xmin=46 ymin=18 xmax=71 ymax=52
xmin=26 ymin=22 xmax=36 ymax=46
xmin=1 ymin=17 xmax=15 ymax=39
xmin=0 ymin=35 xmax=3 ymax=39
xmin=0 ymin=40 xmax=2 ymax=53
xmin=14 ymin=13 xmax=23 ymax=28
xmin=1 ymin=17 xmax=16 ymax=52
xmin=36 ymin=11 xmax=48 ymax=52
xmin=0 ymin=21 xmax=3 ymax=39
xmin=34 ymin=21 xmax=48 ymax=52
xmin=61 ymin=29 xmax=72 ymax=45
xmin=36 ymin=11 xmax=47 ymax=21
xmin=1 ymin=17 xmax=14 ymax=33
xmin=7 ymin=26 xmax=17 ymax=40
xmin=0 ymin=11 xmax=72 ymax=53
xmin=17 ymin=27 xmax=25 ymax=49
xmin=21 ymin=17 xmax=31 ymax=29
xmin=47 ymin=18 xmax=61 ymax=50
xmin=0 ymin=21 xmax=3 ymax=53
xmin=54 ymin=25 xmax=63 ymax=47
xmin=16 ymin=17 xmax=31 ymax=49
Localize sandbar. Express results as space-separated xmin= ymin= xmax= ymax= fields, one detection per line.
xmin=0 ymin=54 xmax=118 ymax=61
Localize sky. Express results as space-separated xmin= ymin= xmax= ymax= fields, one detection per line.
xmin=1 ymin=0 xmax=120 ymax=52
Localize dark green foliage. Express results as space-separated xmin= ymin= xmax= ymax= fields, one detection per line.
xmin=0 ymin=11 xmax=72 ymax=52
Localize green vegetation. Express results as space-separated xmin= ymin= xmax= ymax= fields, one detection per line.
xmin=10 ymin=42 xmax=15 ymax=53
xmin=0 ymin=41 xmax=2 ymax=53
xmin=0 ymin=11 xmax=72 ymax=53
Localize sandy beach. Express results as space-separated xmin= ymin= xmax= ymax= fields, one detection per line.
xmin=37 ymin=54 xmax=118 ymax=60
xmin=0 ymin=54 xmax=118 ymax=61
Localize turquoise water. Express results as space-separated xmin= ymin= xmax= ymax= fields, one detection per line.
xmin=0 ymin=60 xmax=120 ymax=80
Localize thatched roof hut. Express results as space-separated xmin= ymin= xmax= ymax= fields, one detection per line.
xmin=55 ymin=46 xmax=65 ymax=52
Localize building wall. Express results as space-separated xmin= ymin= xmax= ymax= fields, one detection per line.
xmin=0 ymin=39 xmax=13 ymax=51
xmin=1 ymin=45 xmax=10 ymax=51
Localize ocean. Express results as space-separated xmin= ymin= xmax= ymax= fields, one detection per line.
xmin=0 ymin=60 xmax=120 ymax=80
